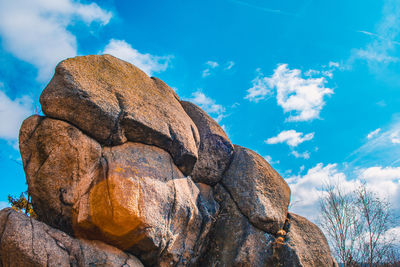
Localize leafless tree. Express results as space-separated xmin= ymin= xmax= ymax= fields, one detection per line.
xmin=319 ymin=182 xmax=398 ymax=266
xmin=356 ymin=185 xmax=396 ymax=266
xmin=319 ymin=183 xmax=362 ymax=266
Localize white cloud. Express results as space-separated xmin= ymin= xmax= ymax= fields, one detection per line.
xmin=390 ymin=131 xmax=400 ymax=144
xmin=361 ymin=166 xmax=400 ymax=180
xmin=286 ymin=162 xmax=400 ymax=223
xmin=274 ymin=64 xmax=334 ymax=121
xmin=265 ymin=130 xmax=314 ymax=147
xmin=202 ymin=61 xmax=219 ymax=77
xmin=291 ymin=150 xmax=310 ymax=159
xmin=0 ymin=201 xmax=9 ymax=210
xmin=352 ymin=0 xmax=400 ymax=67
xmin=245 ymin=64 xmax=333 ymax=121
xmin=263 ymin=155 xmax=280 ymax=165
xmin=348 ymin=117 xmax=400 ymax=167
xmin=102 ymin=39 xmax=171 ymax=76
xmin=0 ymin=0 xmax=112 ymax=81
xmin=367 ymin=128 xmax=381 ymax=139
xmin=244 ymin=68 xmax=273 ymax=102
xmin=359 ymin=167 xmax=400 ymax=206
xmin=202 ymin=69 xmax=211 ymax=77
xmin=286 ymin=163 xmax=356 ymax=222
xmin=0 ymin=88 xmax=32 ymax=140
xmin=187 ymin=90 xmax=225 ymax=123
xmin=225 ymin=61 xmax=235 ymax=70
xmin=206 ymin=61 xmax=219 ymax=68
xmin=328 ymin=61 xmax=340 ymax=68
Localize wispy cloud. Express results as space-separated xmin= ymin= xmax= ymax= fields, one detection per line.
xmin=0 ymin=201 xmax=9 ymax=210
xmin=102 ymin=39 xmax=172 ymax=76
xmin=367 ymin=128 xmax=381 ymax=139
xmin=352 ymin=0 xmax=400 ymax=68
xmin=266 ymin=130 xmax=314 ymax=147
xmin=227 ymin=0 xmax=296 ymax=17
xmin=246 ymin=64 xmax=334 ymax=121
xmin=286 ymin=163 xmax=400 ymax=223
xmin=263 ymin=155 xmax=280 ymax=165
xmin=0 ymin=0 xmax=112 ymax=81
xmin=244 ymin=68 xmax=273 ymax=102
xmin=187 ymin=90 xmax=226 ymax=123
xmin=357 ymin=30 xmax=400 ymax=46
xmin=225 ymin=61 xmax=235 ymax=70
xmin=347 ymin=115 xmax=400 ymax=167
xmin=202 ymin=61 xmax=219 ymax=77
xmin=291 ymin=150 xmax=310 ymax=159
xmin=202 ymin=60 xmax=235 ymax=77
xmin=0 ymin=83 xmax=32 ymax=141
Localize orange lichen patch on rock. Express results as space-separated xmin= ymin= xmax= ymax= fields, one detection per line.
xmin=113 ymin=166 xmax=126 ymax=173
xmin=89 ymin=175 xmax=144 ymax=238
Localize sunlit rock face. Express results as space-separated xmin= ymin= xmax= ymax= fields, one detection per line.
xmin=40 ymin=54 xmax=200 ymax=176
xmin=4 ymin=54 xmax=338 ymax=267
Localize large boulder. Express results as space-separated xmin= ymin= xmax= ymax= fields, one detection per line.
xmin=277 ymin=213 xmax=338 ymax=267
xmin=0 ymin=208 xmax=144 ymax=267
xmin=39 ymin=54 xmax=200 ymax=175
xmin=198 ymin=184 xmax=275 ymax=266
xmin=19 ymin=115 xmax=102 ymax=235
xmin=19 ymin=116 xmax=216 ymax=266
xmin=74 ymin=142 xmax=217 ymax=266
xmin=221 ymin=145 xmax=291 ymax=234
xmin=181 ymin=101 xmax=234 ymax=185
xmin=12 ymin=55 xmax=338 ymax=267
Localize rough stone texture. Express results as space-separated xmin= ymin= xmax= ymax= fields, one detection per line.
xmin=278 ymin=213 xmax=338 ymax=267
xmin=19 ymin=117 xmax=216 ymax=266
xmin=72 ymin=142 xmax=215 ymax=266
xmin=198 ymin=184 xmax=275 ymax=266
xmin=221 ymin=145 xmax=291 ymax=234
xmin=12 ymin=55 xmax=338 ymax=267
xmin=0 ymin=208 xmax=144 ymax=267
xmin=181 ymin=101 xmax=234 ymax=185
xmin=39 ymin=54 xmax=200 ymax=175
xmin=19 ymin=115 xmax=102 ymax=235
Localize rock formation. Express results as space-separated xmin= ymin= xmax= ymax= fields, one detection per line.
xmin=0 ymin=54 xmax=337 ymax=267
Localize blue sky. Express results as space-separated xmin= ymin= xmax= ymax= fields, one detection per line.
xmin=0 ymin=0 xmax=399 ymax=234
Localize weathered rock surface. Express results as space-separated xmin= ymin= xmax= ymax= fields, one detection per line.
xmin=75 ymin=142 xmax=217 ymax=266
xmin=221 ymin=145 xmax=291 ymax=234
xmin=19 ymin=115 xmax=102 ymax=235
xmin=0 ymin=208 xmax=144 ymax=267
xmin=40 ymin=54 xmax=200 ymax=175
xmin=199 ymin=184 xmax=275 ymax=266
xmin=278 ymin=213 xmax=338 ymax=267
xmin=19 ymin=116 xmax=217 ymax=266
xmin=9 ymin=55 xmax=337 ymax=267
xmin=181 ymin=101 xmax=234 ymax=185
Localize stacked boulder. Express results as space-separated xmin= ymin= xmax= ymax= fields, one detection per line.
xmin=0 ymin=55 xmax=337 ymax=267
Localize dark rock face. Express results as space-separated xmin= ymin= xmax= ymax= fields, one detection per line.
xmin=221 ymin=145 xmax=291 ymax=234
xmin=0 ymin=209 xmax=143 ymax=267
xmin=181 ymin=101 xmax=234 ymax=185
xmin=1 ymin=54 xmax=337 ymax=267
xmin=199 ymin=184 xmax=276 ymax=266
